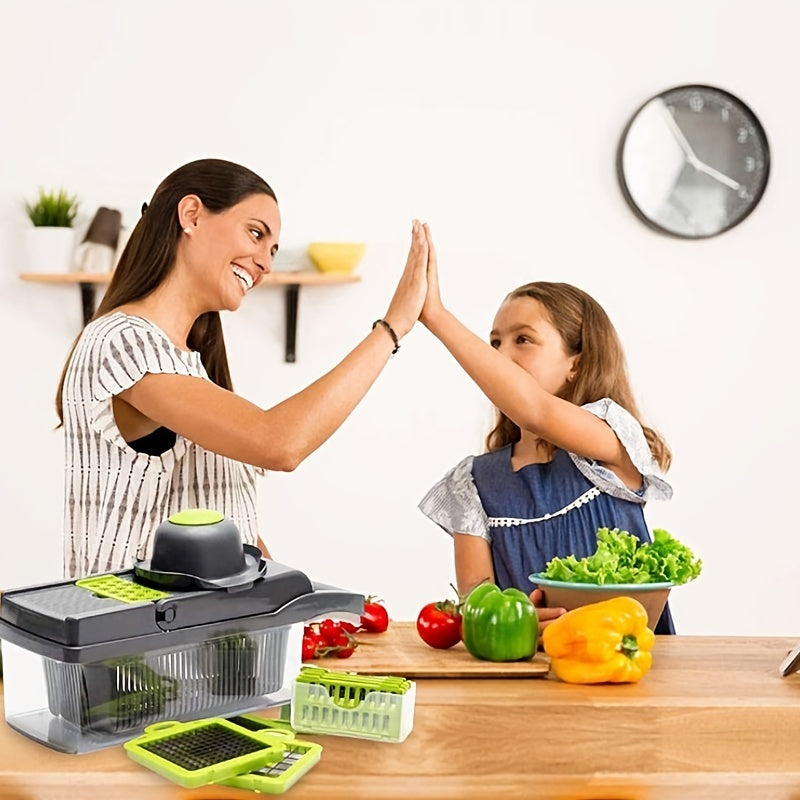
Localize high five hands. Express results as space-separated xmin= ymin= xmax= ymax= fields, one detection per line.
xmin=383 ymin=220 xmax=429 ymax=342
xmin=419 ymin=222 xmax=445 ymax=329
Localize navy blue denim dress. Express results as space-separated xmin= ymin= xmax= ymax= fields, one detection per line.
xmin=471 ymin=447 xmax=675 ymax=635
xmin=419 ymin=399 xmax=675 ymax=635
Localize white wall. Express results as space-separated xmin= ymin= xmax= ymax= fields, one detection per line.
xmin=1 ymin=0 xmax=797 ymax=635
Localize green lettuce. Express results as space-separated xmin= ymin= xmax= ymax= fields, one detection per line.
xmin=541 ymin=527 xmax=702 ymax=586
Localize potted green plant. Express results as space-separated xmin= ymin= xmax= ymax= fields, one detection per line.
xmin=24 ymin=187 xmax=80 ymax=272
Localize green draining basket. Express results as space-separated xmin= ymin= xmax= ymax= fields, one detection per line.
xmin=290 ymin=666 xmax=415 ymax=743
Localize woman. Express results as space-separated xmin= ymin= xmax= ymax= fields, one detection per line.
xmin=57 ymin=158 xmax=428 ymax=579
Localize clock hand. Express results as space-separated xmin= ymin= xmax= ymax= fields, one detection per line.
xmin=658 ymin=102 xmax=700 ymax=164
xmin=691 ymin=161 xmax=742 ymax=192
xmin=658 ymin=101 xmax=742 ymax=191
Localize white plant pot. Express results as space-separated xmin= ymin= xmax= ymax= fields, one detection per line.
xmin=25 ymin=226 xmax=75 ymax=272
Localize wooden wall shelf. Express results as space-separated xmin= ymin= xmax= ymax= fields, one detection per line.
xmin=19 ymin=270 xmax=360 ymax=362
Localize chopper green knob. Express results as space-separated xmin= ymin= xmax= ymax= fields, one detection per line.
xmin=167 ymin=509 xmax=225 ymax=526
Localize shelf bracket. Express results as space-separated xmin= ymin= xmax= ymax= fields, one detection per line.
xmin=78 ymin=280 xmax=302 ymax=361
xmin=79 ymin=282 xmax=96 ymax=325
xmin=284 ymin=283 xmax=300 ymax=363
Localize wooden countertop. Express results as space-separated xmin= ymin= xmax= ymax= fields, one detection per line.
xmin=2 ymin=627 xmax=800 ymax=799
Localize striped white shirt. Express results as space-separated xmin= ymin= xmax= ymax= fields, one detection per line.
xmin=61 ymin=312 xmax=260 ymax=579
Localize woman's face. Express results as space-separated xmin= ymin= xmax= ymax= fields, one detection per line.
xmin=181 ymin=192 xmax=281 ymax=312
xmin=490 ymin=296 xmax=578 ymax=395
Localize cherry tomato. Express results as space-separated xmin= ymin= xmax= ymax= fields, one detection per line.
xmin=339 ymin=620 xmax=360 ymax=635
xmin=360 ymin=596 xmax=389 ymax=633
xmin=302 ymin=628 xmax=324 ymax=661
xmin=319 ymin=618 xmax=343 ymax=645
xmin=416 ymin=600 xmax=462 ymax=649
xmin=304 ymin=619 xmax=361 ymax=659
xmin=330 ymin=632 xmax=357 ymax=658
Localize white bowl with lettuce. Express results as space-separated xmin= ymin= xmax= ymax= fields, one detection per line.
xmin=529 ymin=528 xmax=702 ymax=629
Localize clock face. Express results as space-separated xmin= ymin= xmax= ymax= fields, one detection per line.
xmin=617 ymin=84 xmax=770 ymax=238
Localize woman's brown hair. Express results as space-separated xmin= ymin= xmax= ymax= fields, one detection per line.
xmin=485 ymin=281 xmax=671 ymax=471
xmin=55 ymin=158 xmax=277 ymax=423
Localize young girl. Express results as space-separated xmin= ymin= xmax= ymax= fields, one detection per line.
xmin=418 ymin=230 xmax=675 ymax=634
xmin=56 ymin=158 xmax=428 ymax=580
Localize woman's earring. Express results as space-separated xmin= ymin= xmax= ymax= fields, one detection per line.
xmin=183 ymin=226 xmax=192 ymax=235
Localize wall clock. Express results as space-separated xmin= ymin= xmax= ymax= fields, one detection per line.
xmin=617 ymin=84 xmax=770 ymax=238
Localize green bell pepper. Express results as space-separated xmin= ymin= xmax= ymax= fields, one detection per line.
xmin=461 ymin=584 xmax=539 ymax=662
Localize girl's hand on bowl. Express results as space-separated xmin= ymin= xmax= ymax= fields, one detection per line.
xmin=530 ymin=588 xmax=567 ymax=633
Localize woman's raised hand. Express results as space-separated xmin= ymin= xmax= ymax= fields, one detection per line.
xmin=382 ymin=219 xmax=429 ymax=339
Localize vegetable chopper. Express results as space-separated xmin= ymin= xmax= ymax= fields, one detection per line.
xmin=0 ymin=519 xmax=363 ymax=754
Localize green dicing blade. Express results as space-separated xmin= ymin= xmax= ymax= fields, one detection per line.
xmin=220 ymin=739 xmax=322 ymax=794
xmin=124 ymin=718 xmax=288 ymax=789
xmin=222 ymin=714 xmax=322 ymax=793
xmin=226 ymin=713 xmax=295 ymax=735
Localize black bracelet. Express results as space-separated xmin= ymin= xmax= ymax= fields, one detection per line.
xmin=372 ymin=318 xmax=400 ymax=354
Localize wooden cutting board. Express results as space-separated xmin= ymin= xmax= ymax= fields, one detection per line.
xmin=333 ymin=621 xmax=550 ymax=678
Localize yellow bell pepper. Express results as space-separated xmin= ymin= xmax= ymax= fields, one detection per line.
xmin=542 ymin=596 xmax=655 ymax=684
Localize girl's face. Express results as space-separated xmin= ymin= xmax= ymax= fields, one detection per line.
xmin=182 ymin=192 xmax=281 ymax=312
xmin=490 ymin=296 xmax=578 ymax=395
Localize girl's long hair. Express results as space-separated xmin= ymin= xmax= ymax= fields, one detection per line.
xmin=55 ymin=158 xmax=277 ymax=424
xmin=485 ymin=281 xmax=671 ymax=471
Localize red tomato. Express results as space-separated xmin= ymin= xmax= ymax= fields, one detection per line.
xmin=331 ymin=632 xmax=357 ymax=658
xmin=360 ymin=596 xmax=389 ymax=633
xmin=339 ymin=620 xmax=360 ymax=635
xmin=302 ymin=628 xmax=323 ymax=661
xmin=319 ymin=618 xmax=343 ymax=645
xmin=416 ymin=600 xmax=462 ymax=649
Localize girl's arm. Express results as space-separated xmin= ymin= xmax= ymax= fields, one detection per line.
xmin=454 ymin=534 xmax=565 ymax=629
xmin=419 ymin=228 xmax=635 ymax=476
xmin=117 ymin=223 xmax=429 ymax=471
xmin=453 ymin=533 xmax=494 ymax=597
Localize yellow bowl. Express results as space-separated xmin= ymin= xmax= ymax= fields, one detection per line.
xmin=307 ymin=242 xmax=365 ymax=274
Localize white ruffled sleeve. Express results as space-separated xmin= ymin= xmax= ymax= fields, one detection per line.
xmin=418 ymin=456 xmax=491 ymax=541
xmin=83 ymin=315 xmax=202 ymax=451
xmin=568 ymin=398 xmax=673 ymax=503
xmin=94 ymin=320 xmax=199 ymax=402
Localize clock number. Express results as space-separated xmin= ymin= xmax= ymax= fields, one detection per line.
xmin=744 ymin=156 xmax=756 ymax=173
xmin=737 ymin=127 xmax=749 ymax=144
xmin=689 ymin=94 xmax=704 ymax=112
xmin=721 ymin=107 xmax=730 ymax=123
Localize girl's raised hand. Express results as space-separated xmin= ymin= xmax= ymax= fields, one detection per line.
xmin=420 ymin=222 xmax=445 ymax=328
xmin=382 ymin=219 xmax=428 ymax=339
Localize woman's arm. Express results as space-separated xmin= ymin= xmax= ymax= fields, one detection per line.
xmin=118 ymin=222 xmax=429 ymax=471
